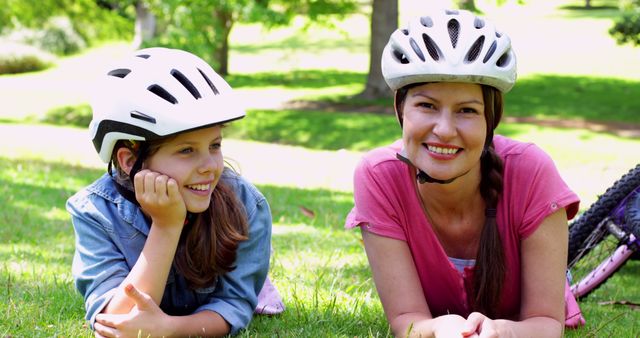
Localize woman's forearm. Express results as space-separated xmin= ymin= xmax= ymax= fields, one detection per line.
xmin=494 ymin=316 xmax=563 ymax=338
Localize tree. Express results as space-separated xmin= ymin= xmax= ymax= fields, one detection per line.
xmin=0 ymin=0 xmax=133 ymax=46
xmin=147 ymin=0 xmax=358 ymax=75
xmin=358 ymin=0 xmax=397 ymax=100
xmin=610 ymin=1 xmax=640 ymax=46
xmin=133 ymin=0 xmax=156 ymax=48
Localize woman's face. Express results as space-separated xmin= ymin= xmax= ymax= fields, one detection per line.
xmin=401 ymin=82 xmax=487 ymax=183
xmin=145 ymin=125 xmax=224 ymax=213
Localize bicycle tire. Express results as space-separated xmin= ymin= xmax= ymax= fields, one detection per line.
xmin=567 ymin=164 xmax=640 ymax=264
xmin=626 ymin=193 xmax=640 ymax=260
xmin=626 ymin=192 xmax=640 ymax=235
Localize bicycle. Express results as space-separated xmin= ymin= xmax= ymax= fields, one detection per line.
xmin=567 ymin=164 xmax=640 ymax=299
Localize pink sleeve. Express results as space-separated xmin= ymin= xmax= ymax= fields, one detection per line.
xmin=345 ymin=155 xmax=407 ymax=241
xmin=506 ymin=144 xmax=580 ymax=239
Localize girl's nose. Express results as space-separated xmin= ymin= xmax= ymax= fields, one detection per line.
xmin=198 ymin=154 xmax=221 ymax=174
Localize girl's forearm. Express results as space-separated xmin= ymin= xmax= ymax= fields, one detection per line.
xmin=164 ymin=310 xmax=230 ymax=337
xmin=104 ymin=224 xmax=183 ymax=313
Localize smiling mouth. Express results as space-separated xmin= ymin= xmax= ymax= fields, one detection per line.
xmin=186 ymin=184 xmax=211 ymax=191
xmin=424 ymin=144 xmax=461 ymax=155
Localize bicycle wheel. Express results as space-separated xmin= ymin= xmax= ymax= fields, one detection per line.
xmin=570 ymin=229 xmax=635 ymax=299
xmin=568 ymin=164 xmax=640 ymax=264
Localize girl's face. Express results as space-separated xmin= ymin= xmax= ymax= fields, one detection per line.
xmin=145 ymin=125 xmax=224 ymax=213
xmin=401 ymin=82 xmax=487 ymax=182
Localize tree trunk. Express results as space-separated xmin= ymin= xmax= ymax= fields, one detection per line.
xmin=133 ymin=1 xmax=156 ymax=49
xmin=357 ymin=0 xmax=397 ymax=100
xmin=585 ymin=0 xmax=592 ymax=8
xmin=214 ymin=8 xmax=233 ymax=76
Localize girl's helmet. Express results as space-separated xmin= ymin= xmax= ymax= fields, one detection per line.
xmin=381 ymin=9 xmax=517 ymax=93
xmin=89 ymin=47 xmax=245 ymax=163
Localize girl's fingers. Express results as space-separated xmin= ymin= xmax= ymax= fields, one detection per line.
xmin=124 ymin=283 xmax=152 ymax=309
xmin=166 ymin=178 xmax=180 ymax=200
xmin=154 ymin=175 xmax=168 ymax=197
xmin=93 ymin=321 xmax=116 ymax=338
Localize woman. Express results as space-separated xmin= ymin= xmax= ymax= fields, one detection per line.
xmin=346 ymin=9 xmax=583 ymax=337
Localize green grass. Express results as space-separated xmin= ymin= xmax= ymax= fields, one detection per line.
xmin=1 ymin=153 xmax=639 ymax=336
xmin=1 ymin=1 xmax=640 ymax=335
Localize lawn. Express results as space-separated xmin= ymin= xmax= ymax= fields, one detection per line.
xmin=1 ymin=0 xmax=640 ymax=336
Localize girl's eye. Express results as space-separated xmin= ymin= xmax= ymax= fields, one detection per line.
xmin=210 ymin=142 xmax=221 ymax=150
xmin=460 ymin=107 xmax=479 ymax=114
xmin=179 ymin=147 xmax=193 ymax=154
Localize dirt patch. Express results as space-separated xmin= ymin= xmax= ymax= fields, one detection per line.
xmin=283 ymin=100 xmax=640 ymax=139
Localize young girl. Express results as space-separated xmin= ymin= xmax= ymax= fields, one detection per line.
xmin=346 ymin=9 xmax=584 ymax=337
xmin=68 ymin=47 xmax=283 ymax=337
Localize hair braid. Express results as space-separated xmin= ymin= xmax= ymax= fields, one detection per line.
xmin=472 ymin=85 xmax=506 ymax=317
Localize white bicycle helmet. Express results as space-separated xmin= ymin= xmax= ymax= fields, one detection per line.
xmin=382 ymin=9 xmax=517 ymax=93
xmin=89 ymin=47 xmax=245 ymax=163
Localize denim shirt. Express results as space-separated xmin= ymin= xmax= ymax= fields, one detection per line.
xmin=67 ymin=169 xmax=272 ymax=335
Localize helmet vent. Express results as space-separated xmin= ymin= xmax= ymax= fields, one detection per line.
xmin=420 ymin=16 xmax=433 ymax=27
xmin=422 ymin=34 xmax=442 ymax=61
xmin=465 ymin=36 xmax=485 ymax=63
xmin=401 ymin=28 xmax=409 ymax=35
xmin=448 ymin=19 xmax=460 ymax=48
xmin=393 ymin=49 xmax=409 ymax=64
xmin=107 ymin=68 xmax=131 ymax=78
xmin=496 ymin=52 xmax=511 ymax=67
xmin=171 ymin=69 xmax=201 ymax=99
xmin=136 ymin=54 xmax=151 ymax=59
xmin=445 ymin=9 xmax=459 ymax=15
xmin=474 ymin=17 xmax=485 ymax=29
xmin=130 ymin=111 xmax=157 ymax=124
xmin=496 ymin=31 xmax=502 ymax=38
xmin=198 ymin=69 xmax=220 ymax=95
xmin=148 ymin=85 xmax=177 ymax=104
xmin=483 ymin=41 xmax=497 ymax=63
xmin=409 ymin=38 xmax=425 ymax=62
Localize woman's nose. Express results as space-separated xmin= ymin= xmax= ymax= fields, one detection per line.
xmin=432 ymin=112 xmax=457 ymax=140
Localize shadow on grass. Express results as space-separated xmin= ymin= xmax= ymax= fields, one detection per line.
xmin=557 ymin=4 xmax=620 ymax=19
xmin=226 ymin=69 xmax=366 ymax=89
xmin=507 ymin=74 xmax=640 ymax=125
xmin=233 ymin=33 xmax=368 ymax=55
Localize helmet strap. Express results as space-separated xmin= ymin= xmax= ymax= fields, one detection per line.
xmin=396 ymin=151 xmax=469 ymax=185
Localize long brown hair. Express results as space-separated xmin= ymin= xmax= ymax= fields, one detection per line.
xmin=111 ymin=134 xmax=249 ymax=289
xmin=395 ymin=84 xmax=506 ymax=317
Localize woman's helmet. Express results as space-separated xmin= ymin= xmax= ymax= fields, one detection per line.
xmin=381 ymin=9 xmax=517 ymax=93
xmin=89 ymin=47 xmax=245 ymax=163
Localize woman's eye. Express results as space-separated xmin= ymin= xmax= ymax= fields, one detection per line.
xmin=210 ymin=142 xmax=221 ymax=150
xmin=417 ymin=102 xmax=435 ymax=110
xmin=460 ymin=107 xmax=478 ymax=114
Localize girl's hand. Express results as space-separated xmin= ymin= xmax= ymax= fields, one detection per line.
xmin=94 ymin=284 xmax=174 ymax=338
xmin=462 ymin=312 xmax=499 ymax=338
xmin=134 ymin=169 xmax=186 ymax=228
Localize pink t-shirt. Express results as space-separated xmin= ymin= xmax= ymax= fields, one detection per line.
xmin=345 ymin=135 xmax=580 ymax=319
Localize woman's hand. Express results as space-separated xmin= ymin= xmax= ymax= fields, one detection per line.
xmin=134 ymin=169 xmax=186 ymax=228
xmin=94 ymin=284 xmax=174 ymax=338
xmin=461 ymin=312 xmax=504 ymax=338
xmin=428 ymin=314 xmax=477 ymax=338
